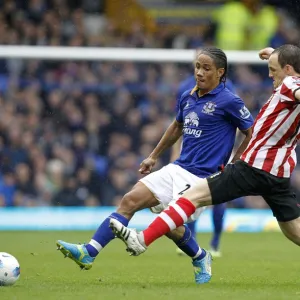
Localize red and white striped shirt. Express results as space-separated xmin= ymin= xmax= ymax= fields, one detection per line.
xmin=241 ymin=76 xmax=300 ymax=178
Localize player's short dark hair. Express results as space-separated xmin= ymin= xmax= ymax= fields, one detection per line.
xmin=272 ymin=44 xmax=300 ymax=73
xmin=197 ymin=47 xmax=228 ymax=83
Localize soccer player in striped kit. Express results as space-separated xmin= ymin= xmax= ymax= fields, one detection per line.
xmin=110 ymin=44 xmax=300 ymax=282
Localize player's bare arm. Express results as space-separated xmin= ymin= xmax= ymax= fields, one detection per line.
xmin=139 ymin=120 xmax=183 ymax=174
xmin=230 ymin=127 xmax=253 ymax=163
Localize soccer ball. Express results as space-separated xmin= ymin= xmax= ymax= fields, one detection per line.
xmin=0 ymin=252 xmax=20 ymax=286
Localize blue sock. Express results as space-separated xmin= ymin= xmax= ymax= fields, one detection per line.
xmin=176 ymin=225 xmax=205 ymax=260
xmin=187 ymin=221 xmax=196 ymax=239
xmin=85 ymin=212 xmax=129 ymax=257
xmin=210 ymin=204 xmax=226 ymax=250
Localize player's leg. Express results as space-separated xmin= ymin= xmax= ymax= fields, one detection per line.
xmin=57 ymin=164 xmax=176 ymax=269
xmin=109 ymin=178 xmax=215 ymax=254
xmin=170 ymin=166 xmax=203 ymax=256
xmin=56 ymin=181 xmax=158 ymax=269
xmin=110 ymin=161 xmax=251 ymax=254
xmin=278 ymin=217 xmax=300 ymax=245
xmin=109 ymin=177 xmax=212 ymax=255
xmin=168 ymin=225 xmax=201 ymax=258
xmin=166 ymin=224 xmax=212 ymax=284
xmin=138 ymin=162 xmax=255 ymax=248
xmin=187 ymin=221 xmax=197 ymax=238
xmin=176 ymin=220 xmax=196 ymax=255
xmin=263 ymin=187 xmax=300 ymax=246
xmin=85 ymin=181 xmax=158 ymax=255
xmin=210 ymin=203 xmax=226 ymax=257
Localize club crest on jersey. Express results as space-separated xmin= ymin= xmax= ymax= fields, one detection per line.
xmin=202 ymin=101 xmax=216 ymax=115
xmin=239 ymin=106 xmax=251 ymax=119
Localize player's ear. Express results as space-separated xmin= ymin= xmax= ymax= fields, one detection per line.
xmin=284 ymin=64 xmax=294 ymax=75
xmin=217 ymin=68 xmax=225 ymax=79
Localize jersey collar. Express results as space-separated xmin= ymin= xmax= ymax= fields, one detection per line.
xmin=190 ymin=83 xmax=225 ymax=98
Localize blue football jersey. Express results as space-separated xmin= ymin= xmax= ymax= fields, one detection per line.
xmin=173 ymin=83 xmax=254 ymax=177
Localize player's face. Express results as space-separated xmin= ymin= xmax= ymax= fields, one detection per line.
xmin=194 ymin=54 xmax=224 ymax=93
xmin=268 ymin=53 xmax=286 ymax=88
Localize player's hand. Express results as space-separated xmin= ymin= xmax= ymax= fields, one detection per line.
xmin=139 ymin=157 xmax=157 ymax=174
xmin=258 ymin=47 xmax=274 ymax=60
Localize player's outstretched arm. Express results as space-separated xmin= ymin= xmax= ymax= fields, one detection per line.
xmin=139 ymin=120 xmax=183 ymax=174
xmin=259 ymin=47 xmax=274 ymax=60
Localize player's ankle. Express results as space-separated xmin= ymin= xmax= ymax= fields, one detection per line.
xmin=193 ymin=248 xmax=206 ymax=261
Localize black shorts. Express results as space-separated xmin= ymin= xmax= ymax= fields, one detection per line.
xmin=207 ymin=160 xmax=300 ymax=222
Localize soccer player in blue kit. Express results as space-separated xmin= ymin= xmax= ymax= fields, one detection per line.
xmin=56 ymin=47 xmax=253 ymax=284
xmin=173 ymin=64 xmax=237 ymax=257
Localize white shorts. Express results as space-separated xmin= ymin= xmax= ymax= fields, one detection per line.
xmin=139 ymin=163 xmax=206 ymax=223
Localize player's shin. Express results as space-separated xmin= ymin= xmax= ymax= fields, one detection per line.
xmin=175 ymin=225 xmax=205 ymax=260
xmin=187 ymin=221 xmax=197 ymax=239
xmin=142 ymin=197 xmax=196 ymax=246
xmin=86 ymin=212 xmax=129 ymax=257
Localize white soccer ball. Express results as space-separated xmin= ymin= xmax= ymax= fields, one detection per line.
xmin=0 ymin=252 xmax=20 ymax=286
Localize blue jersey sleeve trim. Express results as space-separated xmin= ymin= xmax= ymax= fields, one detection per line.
xmin=238 ymin=124 xmax=254 ymax=131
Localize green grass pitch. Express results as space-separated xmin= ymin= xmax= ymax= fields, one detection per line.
xmin=0 ymin=231 xmax=299 ymax=300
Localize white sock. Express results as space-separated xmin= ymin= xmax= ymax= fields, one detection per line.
xmin=88 ymin=239 xmax=103 ymax=252
xmin=192 ymin=247 xmax=202 ymax=260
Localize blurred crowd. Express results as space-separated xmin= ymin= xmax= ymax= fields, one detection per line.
xmin=0 ymin=0 xmax=299 ymax=208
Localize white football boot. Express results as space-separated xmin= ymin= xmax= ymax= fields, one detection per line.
xmin=109 ymin=218 xmax=147 ymax=256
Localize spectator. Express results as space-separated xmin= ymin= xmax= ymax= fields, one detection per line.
xmin=52 ymin=176 xmax=83 ymax=206
xmin=0 ymin=169 xmax=16 ymax=206
xmin=14 ymin=163 xmax=38 ymax=206
xmin=213 ymin=0 xmax=278 ymax=50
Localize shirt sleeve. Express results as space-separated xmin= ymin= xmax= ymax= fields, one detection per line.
xmin=225 ymin=97 xmax=254 ymax=130
xmin=279 ymin=76 xmax=300 ymax=102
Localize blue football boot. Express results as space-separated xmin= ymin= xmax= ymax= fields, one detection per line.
xmin=56 ymin=240 xmax=95 ymax=270
xmin=192 ymin=251 xmax=212 ymax=284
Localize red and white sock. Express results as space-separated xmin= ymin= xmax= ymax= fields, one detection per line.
xmin=141 ymin=197 xmax=196 ymax=246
